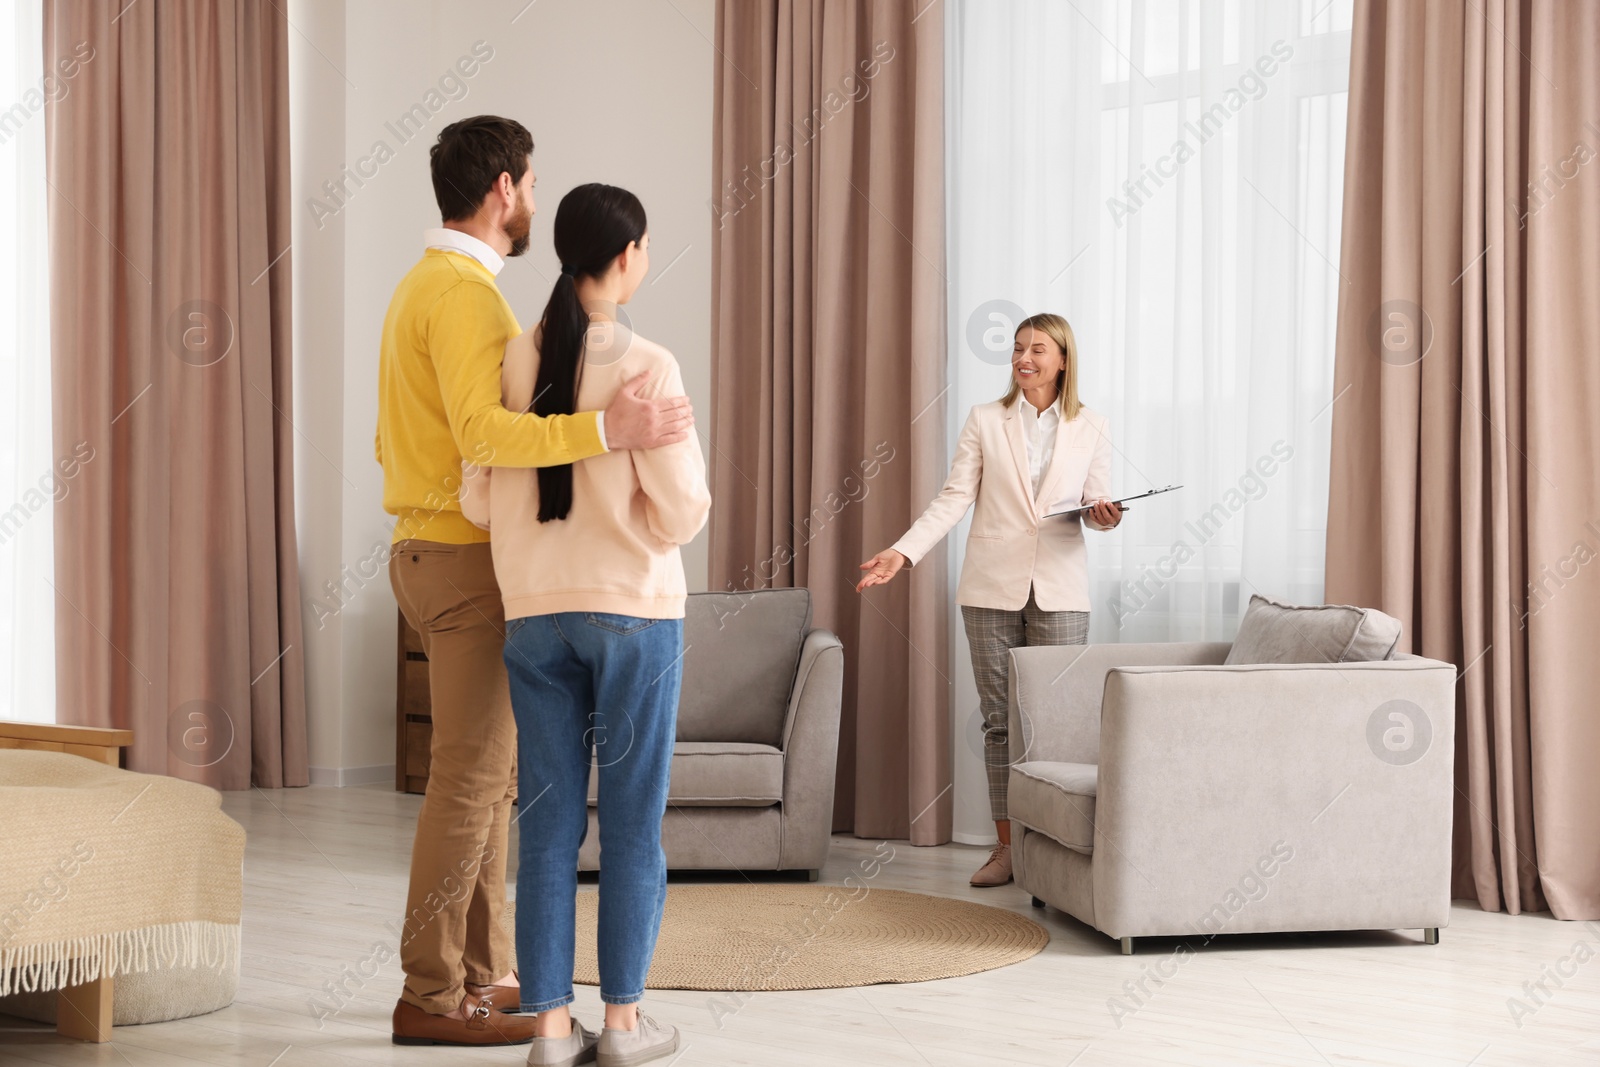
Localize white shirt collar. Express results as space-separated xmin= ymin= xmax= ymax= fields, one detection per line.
xmin=1020 ymin=399 xmax=1060 ymax=425
xmin=423 ymin=227 xmax=505 ymax=276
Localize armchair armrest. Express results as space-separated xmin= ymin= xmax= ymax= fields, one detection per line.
xmin=1006 ymin=643 xmax=1230 ymax=766
xmin=1090 ymin=658 xmax=1456 ymax=938
xmin=777 ymin=628 xmax=845 ymax=870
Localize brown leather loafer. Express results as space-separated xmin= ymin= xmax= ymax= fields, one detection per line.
xmin=466 ymin=983 xmax=523 ymax=1014
xmin=392 ymin=998 xmax=539 ymax=1046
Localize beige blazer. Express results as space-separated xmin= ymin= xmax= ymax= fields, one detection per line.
xmin=891 ymin=400 xmax=1113 ymax=612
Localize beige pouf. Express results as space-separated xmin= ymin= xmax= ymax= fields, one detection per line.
xmin=0 ymin=960 xmax=238 ymax=1026
xmin=512 ymin=884 xmax=1049 ymax=992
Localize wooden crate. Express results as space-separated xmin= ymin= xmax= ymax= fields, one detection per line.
xmin=395 ymin=610 xmax=432 ymax=794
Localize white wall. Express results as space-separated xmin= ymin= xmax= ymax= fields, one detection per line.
xmin=290 ymin=0 xmax=715 ymax=783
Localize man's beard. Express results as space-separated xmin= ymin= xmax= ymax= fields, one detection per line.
xmin=505 ymin=200 xmax=532 ymax=257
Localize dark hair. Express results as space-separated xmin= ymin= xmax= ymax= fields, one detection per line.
xmin=429 ymin=115 xmax=533 ymax=222
xmin=534 ymin=183 xmax=648 ymax=522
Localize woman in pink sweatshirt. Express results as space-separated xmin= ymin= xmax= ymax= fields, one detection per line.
xmin=460 ymin=183 xmax=710 ymax=1067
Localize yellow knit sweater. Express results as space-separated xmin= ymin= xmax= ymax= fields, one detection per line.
xmin=375 ymin=250 xmax=606 ymax=544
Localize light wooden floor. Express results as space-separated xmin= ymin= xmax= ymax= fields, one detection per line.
xmin=2 ymin=783 xmax=1597 ymax=1066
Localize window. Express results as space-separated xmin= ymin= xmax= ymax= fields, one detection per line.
xmin=0 ymin=0 xmax=57 ymax=723
xmin=947 ymin=0 xmax=1352 ymax=642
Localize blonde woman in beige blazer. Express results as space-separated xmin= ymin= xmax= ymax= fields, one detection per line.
xmin=857 ymin=313 xmax=1122 ymax=888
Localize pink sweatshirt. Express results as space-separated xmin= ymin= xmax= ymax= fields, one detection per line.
xmin=459 ymin=321 xmax=711 ymax=620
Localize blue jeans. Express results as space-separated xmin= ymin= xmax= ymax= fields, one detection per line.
xmin=503 ymin=612 xmax=683 ymax=1012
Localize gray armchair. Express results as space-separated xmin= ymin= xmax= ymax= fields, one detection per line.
xmin=578 ymin=589 xmax=844 ymax=878
xmin=1006 ymin=643 xmax=1457 ymax=953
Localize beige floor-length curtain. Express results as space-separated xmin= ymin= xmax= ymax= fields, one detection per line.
xmin=1327 ymin=0 xmax=1599 ymax=919
xmin=710 ymin=1 xmax=951 ymax=843
xmin=44 ymin=0 xmax=308 ymax=789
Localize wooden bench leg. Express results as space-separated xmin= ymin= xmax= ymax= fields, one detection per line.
xmin=57 ymin=974 xmax=113 ymax=1042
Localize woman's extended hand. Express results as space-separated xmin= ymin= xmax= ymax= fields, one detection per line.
xmin=856 ymin=548 xmax=908 ymax=592
xmin=1088 ymin=500 xmax=1124 ymax=528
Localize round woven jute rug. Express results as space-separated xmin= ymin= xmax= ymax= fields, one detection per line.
xmin=514 ymin=885 xmax=1049 ymax=991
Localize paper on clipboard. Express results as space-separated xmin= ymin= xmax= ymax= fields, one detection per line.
xmin=1044 ymin=484 xmax=1182 ymax=519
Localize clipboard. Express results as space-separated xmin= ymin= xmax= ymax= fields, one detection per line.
xmin=1044 ymin=484 xmax=1183 ymax=519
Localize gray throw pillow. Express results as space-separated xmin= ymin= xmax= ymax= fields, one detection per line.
xmin=1224 ymin=594 xmax=1402 ymax=665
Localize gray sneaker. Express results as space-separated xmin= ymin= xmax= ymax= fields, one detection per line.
xmin=596 ymin=1011 xmax=679 ymax=1067
xmin=526 ymin=1018 xmax=598 ymax=1067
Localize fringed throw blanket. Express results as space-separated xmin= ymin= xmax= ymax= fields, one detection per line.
xmin=0 ymin=750 xmax=244 ymax=996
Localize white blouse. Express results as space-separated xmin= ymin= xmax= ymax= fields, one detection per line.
xmin=1017 ymin=399 xmax=1060 ymax=500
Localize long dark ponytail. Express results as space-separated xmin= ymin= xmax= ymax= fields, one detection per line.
xmin=533 ymin=183 xmax=647 ymax=522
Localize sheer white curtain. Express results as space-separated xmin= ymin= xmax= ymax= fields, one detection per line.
xmin=0 ymin=0 xmax=57 ymax=723
xmin=944 ymin=0 xmax=1350 ymax=839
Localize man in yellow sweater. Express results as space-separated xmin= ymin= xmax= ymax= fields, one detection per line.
xmin=378 ymin=115 xmax=692 ymax=1047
